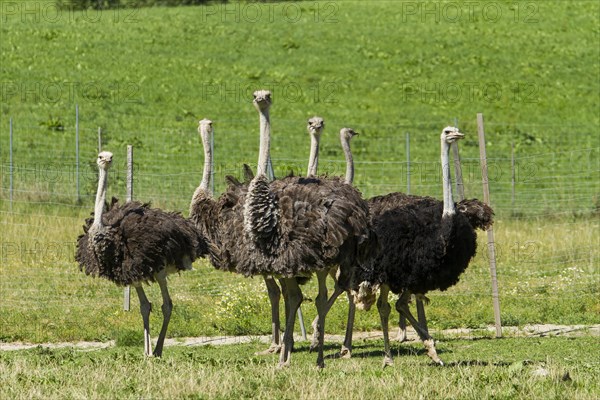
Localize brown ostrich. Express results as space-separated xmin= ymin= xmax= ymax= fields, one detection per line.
xmin=76 ymin=151 xmax=211 ymax=357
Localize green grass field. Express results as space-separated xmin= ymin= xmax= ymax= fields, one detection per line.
xmin=2 ymin=337 xmax=599 ymax=399
xmin=1 ymin=1 xmax=599 ymax=398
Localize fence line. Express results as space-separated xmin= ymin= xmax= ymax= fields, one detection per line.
xmin=1 ymin=109 xmax=598 ymax=342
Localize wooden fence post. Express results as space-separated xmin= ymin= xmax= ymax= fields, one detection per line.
xmin=9 ymin=117 xmax=13 ymax=209
xmin=477 ymin=113 xmax=502 ymax=338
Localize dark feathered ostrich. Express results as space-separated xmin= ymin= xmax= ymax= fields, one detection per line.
xmin=190 ymin=117 xmax=327 ymax=356
xmin=242 ymin=90 xmax=373 ymax=368
xmin=255 ymin=115 xmax=327 ymax=356
xmin=189 ymin=93 xmax=372 ymax=368
xmin=309 ymin=127 xmax=493 ymax=362
xmin=351 ymin=126 xmax=494 ymax=366
xmin=308 ymin=127 xmax=360 ymax=358
xmin=76 ymin=151 xmax=211 ymax=357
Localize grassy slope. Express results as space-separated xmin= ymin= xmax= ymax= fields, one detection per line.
xmin=1 ymin=1 xmax=599 ymax=208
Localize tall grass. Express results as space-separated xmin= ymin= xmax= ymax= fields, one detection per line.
xmin=1 ymin=204 xmax=597 ymax=343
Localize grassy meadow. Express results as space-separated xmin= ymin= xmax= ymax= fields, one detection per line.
xmin=0 ymin=1 xmax=599 ymax=398
xmin=1 ymin=336 xmax=599 ymax=399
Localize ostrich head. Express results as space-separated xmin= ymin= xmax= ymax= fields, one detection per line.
xmin=350 ymin=281 xmax=380 ymax=312
xmin=253 ymin=90 xmax=272 ymax=113
xmin=307 ymin=116 xmax=325 ymax=137
xmin=340 ymin=127 xmax=359 ymax=142
xmin=198 ymin=118 xmax=213 ymax=137
xmin=441 ymin=126 xmax=464 ymax=143
xmin=97 ymin=151 xmax=113 ymax=170
xmin=306 ymin=116 xmax=325 ymax=177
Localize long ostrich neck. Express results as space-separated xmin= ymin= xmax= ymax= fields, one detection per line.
xmin=199 ymin=128 xmax=213 ymax=196
xmin=93 ymin=168 xmax=107 ymax=227
xmin=341 ymin=135 xmax=354 ymax=184
xmin=441 ymin=138 xmax=455 ymax=216
xmin=307 ymin=132 xmax=320 ymax=177
xmin=257 ymin=109 xmax=271 ymax=178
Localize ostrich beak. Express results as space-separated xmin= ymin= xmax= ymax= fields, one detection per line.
xmin=447 ymin=130 xmax=464 ymax=141
xmin=252 ymin=90 xmax=272 ymax=106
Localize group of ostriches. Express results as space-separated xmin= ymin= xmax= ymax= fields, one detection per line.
xmin=76 ymin=89 xmax=493 ymax=368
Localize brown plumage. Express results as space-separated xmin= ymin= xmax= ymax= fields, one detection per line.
xmin=77 ymin=198 xmax=207 ymax=286
xmin=76 ymin=151 xmax=212 ymax=357
xmin=203 ymin=92 xmax=373 ymax=369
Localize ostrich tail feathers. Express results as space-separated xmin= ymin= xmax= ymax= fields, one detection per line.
xmin=225 ymin=175 xmax=242 ymax=188
xmin=242 ymin=164 xmax=255 ymax=183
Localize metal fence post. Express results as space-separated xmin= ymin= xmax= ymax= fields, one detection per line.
xmin=75 ymin=104 xmax=80 ymax=203
xmin=123 ymin=145 xmax=134 ymax=311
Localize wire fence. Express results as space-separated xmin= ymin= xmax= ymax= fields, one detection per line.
xmin=0 ymin=107 xmax=599 ymax=342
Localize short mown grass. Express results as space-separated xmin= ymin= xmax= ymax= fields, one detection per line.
xmin=1 ymin=337 xmax=598 ymax=399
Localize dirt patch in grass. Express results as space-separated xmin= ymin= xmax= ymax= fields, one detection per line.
xmin=2 ymin=324 xmax=597 ymax=352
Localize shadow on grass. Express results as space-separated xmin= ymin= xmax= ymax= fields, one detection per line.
xmin=444 ymin=359 xmax=537 ymax=367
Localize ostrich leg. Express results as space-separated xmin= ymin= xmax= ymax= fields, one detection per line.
xmin=395 ymin=291 xmax=443 ymax=365
xmin=255 ymin=276 xmax=282 ymax=355
xmin=377 ymin=284 xmax=394 ymax=367
xmin=278 ymin=278 xmax=303 ymax=368
xmin=309 ymin=273 xmax=355 ymax=358
xmin=314 ymin=270 xmax=329 ymax=369
xmin=397 ymin=313 xmax=408 ymax=342
xmin=340 ymin=291 xmax=356 ymax=358
xmin=153 ymin=270 xmax=173 ymax=357
xmin=396 ymin=294 xmax=429 ymax=341
xmin=309 ymin=270 xmax=344 ymax=351
xmin=135 ymin=285 xmax=153 ymax=357
xmin=415 ymin=296 xmax=429 ymax=335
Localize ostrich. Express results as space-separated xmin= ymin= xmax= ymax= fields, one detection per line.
xmin=309 ymin=126 xmax=493 ymax=363
xmin=308 ymin=127 xmax=360 ymax=358
xmin=76 ymin=151 xmax=211 ymax=357
xmin=190 ymin=117 xmax=327 ymax=356
xmin=257 ymin=115 xmax=327 ymax=356
xmin=240 ymin=90 xmax=373 ymax=368
xmin=189 ymin=93 xmax=372 ymax=368
xmin=351 ymin=126 xmax=494 ymax=366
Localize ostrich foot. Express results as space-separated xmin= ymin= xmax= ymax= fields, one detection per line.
xmin=309 ymin=319 xmax=320 ymax=352
xmin=316 ymin=360 xmax=325 ymax=370
xmin=255 ymin=343 xmax=281 ymax=356
xmin=339 ymin=345 xmax=352 ymax=359
xmin=277 ymin=360 xmax=290 ymax=369
xmin=382 ymin=355 xmax=394 ymax=368
xmin=395 ymin=330 xmax=408 ymax=342
xmin=424 ymin=339 xmax=444 ymax=366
